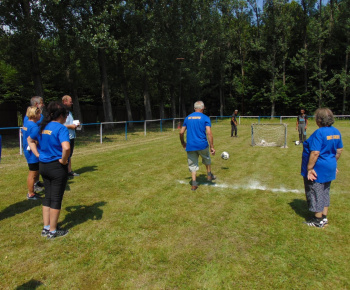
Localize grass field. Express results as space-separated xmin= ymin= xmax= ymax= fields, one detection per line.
xmin=1 ymin=118 xmax=350 ymax=289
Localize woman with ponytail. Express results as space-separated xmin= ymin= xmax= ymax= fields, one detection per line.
xmin=28 ymin=101 xmax=71 ymax=239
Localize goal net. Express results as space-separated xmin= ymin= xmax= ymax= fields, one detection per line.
xmin=251 ymin=123 xmax=288 ymax=148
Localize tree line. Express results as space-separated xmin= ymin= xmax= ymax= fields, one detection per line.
xmin=0 ymin=0 xmax=349 ymax=124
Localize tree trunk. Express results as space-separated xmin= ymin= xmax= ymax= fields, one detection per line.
xmin=143 ymin=79 xmax=152 ymax=120
xmin=219 ymin=86 xmax=224 ymax=116
xmin=118 ymin=54 xmax=133 ymax=127
xmin=304 ymin=42 xmax=308 ymax=93
xmin=170 ymin=85 xmax=176 ymax=119
xmin=20 ymin=0 xmax=44 ymax=97
xmin=98 ymin=47 xmax=114 ymax=125
xmin=342 ymin=50 xmax=349 ymax=114
xmin=318 ymin=0 xmax=323 ymax=107
xmin=65 ymin=68 xmax=83 ymax=125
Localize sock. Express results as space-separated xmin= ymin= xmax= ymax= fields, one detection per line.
xmin=50 ymin=230 xmax=57 ymax=234
xmin=44 ymin=225 xmax=50 ymax=230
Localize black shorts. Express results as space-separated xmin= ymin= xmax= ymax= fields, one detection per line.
xmin=70 ymin=138 xmax=75 ymax=157
xmin=28 ymin=162 xmax=39 ymax=171
xmin=40 ymin=160 xmax=68 ymax=210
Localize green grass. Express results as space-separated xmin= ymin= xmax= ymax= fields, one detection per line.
xmin=1 ymin=118 xmax=350 ymax=289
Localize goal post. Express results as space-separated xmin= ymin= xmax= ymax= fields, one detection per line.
xmin=251 ymin=123 xmax=288 ymax=148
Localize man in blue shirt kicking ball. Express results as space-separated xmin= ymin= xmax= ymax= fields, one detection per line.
xmin=179 ymin=101 xmax=216 ymax=191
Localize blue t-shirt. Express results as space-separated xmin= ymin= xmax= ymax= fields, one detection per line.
xmin=22 ymin=119 xmax=40 ymax=164
xmin=301 ymin=126 xmax=343 ymax=183
xmin=182 ymin=112 xmax=211 ymax=151
xmin=30 ymin=122 xmax=70 ymax=163
xmin=23 ymin=114 xmax=43 ymax=126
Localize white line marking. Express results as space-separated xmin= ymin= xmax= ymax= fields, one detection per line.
xmin=177 ymin=179 xmax=302 ymax=193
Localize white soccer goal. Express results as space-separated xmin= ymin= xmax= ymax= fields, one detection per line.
xmin=251 ymin=123 xmax=288 ymax=148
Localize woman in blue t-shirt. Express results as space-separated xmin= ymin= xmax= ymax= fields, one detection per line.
xmin=22 ymin=106 xmax=42 ymax=200
xmin=28 ymin=102 xmax=71 ymax=239
xmin=301 ymin=108 xmax=343 ymax=228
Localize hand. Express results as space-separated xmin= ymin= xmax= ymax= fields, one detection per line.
xmin=210 ymin=147 xmax=216 ymax=155
xmin=336 ymin=168 xmax=339 ymax=174
xmin=307 ymin=169 xmax=317 ymax=181
xmin=305 ymin=126 xmax=307 ymax=130
xmin=59 ymin=159 xmax=68 ymax=165
xmin=182 ymin=142 xmax=186 ymax=149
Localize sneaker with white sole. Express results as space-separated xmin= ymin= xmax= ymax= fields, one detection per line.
xmin=41 ymin=228 xmax=49 ymax=237
xmin=47 ymin=229 xmax=69 ymax=239
xmin=27 ymin=193 xmax=42 ymax=200
xmin=68 ymin=171 xmax=80 ymax=177
xmin=304 ymin=217 xmax=325 ymax=228
xmin=34 ymin=184 xmax=44 ymax=193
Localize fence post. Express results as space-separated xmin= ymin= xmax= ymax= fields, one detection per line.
xmin=125 ymin=122 xmax=128 ymax=140
xmin=144 ymin=121 xmax=147 ymax=136
xmin=239 ymin=116 xmax=241 ymax=125
xmin=173 ymin=119 xmax=175 ymax=131
xmin=19 ymin=128 xmax=22 ymax=155
xmin=100 ymin=123 xmax=103 ymax=144
xmin=280 ymin=116 xmax=282 ymax=124
xmin=0 ymin=134 xmax=2 ymax=162
xmin=160 ymin=120 xmax=163 ymax=133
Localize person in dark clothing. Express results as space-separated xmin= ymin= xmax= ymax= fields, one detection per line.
xmin=231 ymin=110 xmax=238 ymax=137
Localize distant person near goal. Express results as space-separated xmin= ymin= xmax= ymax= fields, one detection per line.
xmin=296 ymin=108 xmax=308 ymax=144
xmin=179 ymin=101 xmax=216 ymax=191
xmin=231 ymin=109 xmax=238 ymax=137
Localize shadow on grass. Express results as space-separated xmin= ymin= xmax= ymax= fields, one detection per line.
xmin=16 ymin=279 xmax=43 ymax=289
xmin=289 ymin=199 xmax=311 ymax=220
xmin=59 ymin=201 xmax=107 ymax=229
xmin=0 ymin=198 xmax=41 ymax=222
xmin=74 ymin=165 xmax=98 ymax=175
xmin=185 ymin=174 xmax=217 ymax=187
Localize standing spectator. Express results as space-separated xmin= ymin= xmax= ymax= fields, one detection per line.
xmin=301 ymin=108 xmax=343 ymax=227
xmin=23 ymin=96 xmax=45 ymax=190
xmin=231 ymin=109 xmax=238 ymax=137
xmin=28 ymin=102 xmax=71 ymax=239
xmin=24 ymin=96 xmax=45 ymax=125
xmin=179 ymin=101 xmax=216 ymax=191
xmin=296 ymin=108 xmax=308 ymax=144
xmin=62 ymin=95 xmax=80 ymax=177
xmin=22 ymin=106 xmax=42 ymax=200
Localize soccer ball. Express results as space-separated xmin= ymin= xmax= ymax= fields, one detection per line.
xmin=295 ymin=141 xmax=300 ymax=145
xmin=221 ymin=151 xmax=230 ymax=160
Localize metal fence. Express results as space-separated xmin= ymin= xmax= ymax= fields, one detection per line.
xmin=1 ymin=115 xmax=349 ymax=156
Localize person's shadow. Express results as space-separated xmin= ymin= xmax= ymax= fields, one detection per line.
xmin=289 ymin=199 xmax=311 ymax=220
xmin=185 ymin=174 xmax=216 ymax=186
xmin=71 ymin=165 xmax=98 ymax=176
xmin=59 ymin=201 xmax=107 ymax=229
xmin=0 ymin=199 xmax=41 ymax=222
xmin=16 ymin=279 xmax=43 ymax=289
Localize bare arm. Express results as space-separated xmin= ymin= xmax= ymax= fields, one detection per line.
xmin=27 ymin=136 xmax=40 ymax=158
xmin=206 ymin=126 xmax=215 ymax=155
xmin=307 ymin=151 xmax=320 ymax=181
xmin=336 ymin=148 xmax=343 ymax=161
xmin=59 ymin=141 xmax=71 ymax=165
xmin=179 ymin=126 xmax=187 ymax=149
xmin=65 ymin=124 xmax=77 ymax=130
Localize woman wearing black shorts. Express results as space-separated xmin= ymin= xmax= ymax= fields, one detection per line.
xmin=28 ymin=102 xmax=71 ymax=239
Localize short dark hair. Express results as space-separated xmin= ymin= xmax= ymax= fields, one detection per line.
xmin=314 ymin=108 xmax=334 ymax=127
xmin=40 ymin=101 xmax=68 ymax=132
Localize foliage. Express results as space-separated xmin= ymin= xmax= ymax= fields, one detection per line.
xmin=0 ymin=0 xmax=350 ymax=120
